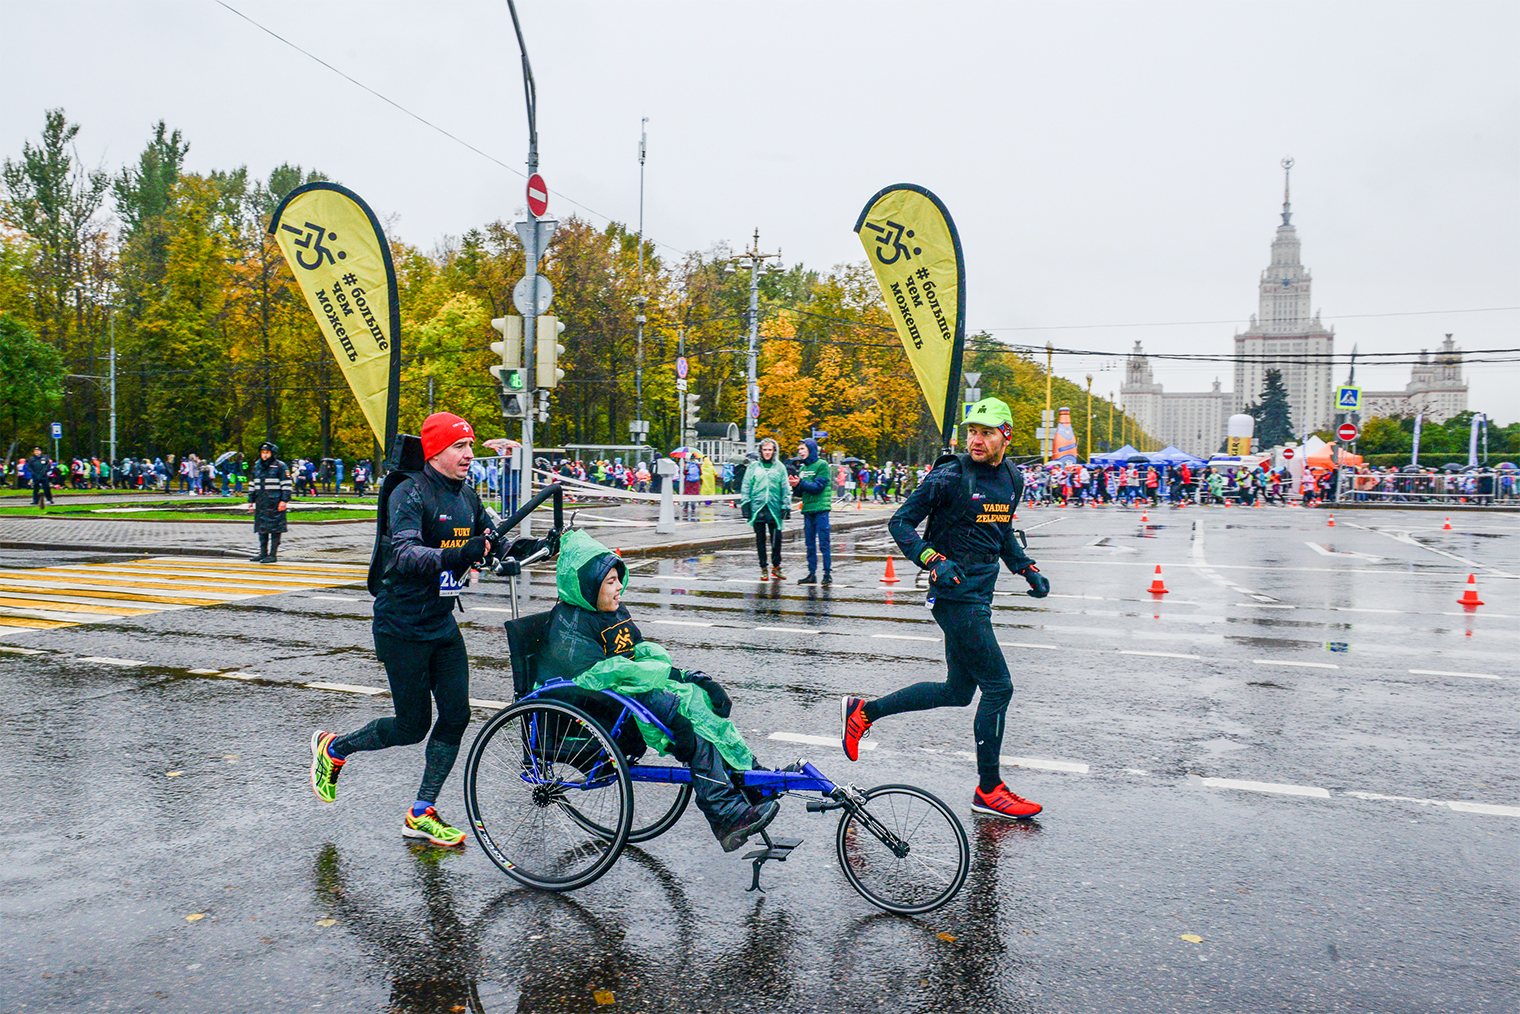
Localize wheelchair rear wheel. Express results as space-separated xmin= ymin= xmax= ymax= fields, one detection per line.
xmin=465 ymin=700 xmax=633 ymax=891
xmin=835 ymin=784 xmax=970 ymax=915
xmin=563 ymin=776 xmax=692 ymax=844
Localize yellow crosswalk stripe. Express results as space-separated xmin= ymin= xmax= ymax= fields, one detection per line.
xmin=0 ymin=555 xmax=365 ymax=631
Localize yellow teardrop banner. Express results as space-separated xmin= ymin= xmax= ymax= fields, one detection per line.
xmin=268 ymin=183 xmax=400 ymax=451
xmin=854 ymin=185 xmax=966 ymax=445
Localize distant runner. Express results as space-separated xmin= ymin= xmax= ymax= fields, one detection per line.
xmin=841 ymin=397 xmax=1051 ymax=820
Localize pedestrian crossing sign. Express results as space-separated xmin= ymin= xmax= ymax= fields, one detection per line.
xmin=1335 ymin=386 xmax=1361 ymax=411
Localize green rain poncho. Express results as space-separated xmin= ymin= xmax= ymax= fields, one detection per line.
xmin=544 ymin=530 xmax=755 ymax=770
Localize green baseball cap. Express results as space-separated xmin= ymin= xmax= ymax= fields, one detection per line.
xmin=963 ymin=396 xmax=1013 ymax=429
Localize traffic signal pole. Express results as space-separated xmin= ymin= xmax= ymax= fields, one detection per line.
xmin=732 ymin=229 xmax=780 ymax=455
xmin=508 ymin=0 xmax=540 ymax=538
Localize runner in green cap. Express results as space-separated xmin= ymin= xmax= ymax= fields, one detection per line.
xmin=841 ymin=396 xmax=1052 ymax=820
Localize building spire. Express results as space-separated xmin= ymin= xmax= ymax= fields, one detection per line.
xmin=1280 ymin=156 xmax=1294 ymax=226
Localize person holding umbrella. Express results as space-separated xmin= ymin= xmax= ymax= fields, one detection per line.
xmin=246 ymin=442 xmax=291 ymax=562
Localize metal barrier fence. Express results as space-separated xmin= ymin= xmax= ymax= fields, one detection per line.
xmin=1336 ymin=469 xmax=1519 ymax=505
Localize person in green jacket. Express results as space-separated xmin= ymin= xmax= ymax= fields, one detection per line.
xmin=789 ymin=437 xmax=833 ymax=584
xmin=741 ymin=437 xmax=789 ymax=581
xmin=536 ymin=530 xmax=781 ymax=852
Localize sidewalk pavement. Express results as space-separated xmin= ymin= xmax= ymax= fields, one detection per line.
xmin=0 ymin=501 xmax=900 ymax=563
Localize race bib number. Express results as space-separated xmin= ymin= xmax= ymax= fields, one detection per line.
xmin=439 ymin=569 xmax=470 ymax=598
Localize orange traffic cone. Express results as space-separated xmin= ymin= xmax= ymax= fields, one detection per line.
xmin=1141 ymin=512 xmax=1149 ymax=523
xmin=1327 ymin=514 xmax=1336 ymax=527
xmin=1442 ymin=517 xmax=1452 ymax=530
xmin=1147 ymin=565 xmax=1169 ymax=595
xmin=880 ymin=557 xmax=900 ymax=584
xmin=1457 ymin=573 xmax=1484 ymax=607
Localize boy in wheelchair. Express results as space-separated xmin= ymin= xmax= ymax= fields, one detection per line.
xmin=528 ymin=531 xmax=780 ymax=852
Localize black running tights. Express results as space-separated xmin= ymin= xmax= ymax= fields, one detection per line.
xmin=331 ymin=627 xmax=471 ymax=804
xmin=863 ymin=600 xmax=1013 ymax=792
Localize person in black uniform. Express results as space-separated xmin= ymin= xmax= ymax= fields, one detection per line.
xmin=246 ymin=442 xmax=292 ymax=562
xmin=25 ymin=447 xmax=54 ymax=511
xmin=308 ymin=412 xmax=492 ymax=847
xmin=841 ymin=397 xmax=1051 ymax=820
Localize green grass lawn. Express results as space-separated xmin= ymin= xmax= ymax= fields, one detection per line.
xmin=0 ymin=498 xmax=375 ymax=522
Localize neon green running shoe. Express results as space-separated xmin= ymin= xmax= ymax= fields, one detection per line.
xmin=309 ymin=730 xmax=344 ymax=803
xmin=403 ymin=806 xmax=465 ymax=847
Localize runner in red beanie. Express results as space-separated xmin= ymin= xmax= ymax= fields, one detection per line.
xmin=308 ymin=408 xmax=491 ymax=847
xmin=421 ymin=412 xmax=475 ymax=461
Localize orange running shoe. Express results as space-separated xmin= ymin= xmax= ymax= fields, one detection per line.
xmin=841 ymin=696 xmax=872 ymax=762
xmin=972 ymin=783 xmax=1042 ymax=820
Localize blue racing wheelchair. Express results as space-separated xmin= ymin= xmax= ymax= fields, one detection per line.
xmin=463 ymin=486 xmax=970 ymax=915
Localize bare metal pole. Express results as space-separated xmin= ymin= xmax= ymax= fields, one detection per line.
xmin=634 ymin=117 xmax=647 ymax=427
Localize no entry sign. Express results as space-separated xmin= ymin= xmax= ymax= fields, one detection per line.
xmin=1282 ymin=447 xmax=1296 ymax=460
xmin=1337 ymin=423 xmax=1359 ymax=442
xmin=526 ymin=174 xmax=549 ymax=217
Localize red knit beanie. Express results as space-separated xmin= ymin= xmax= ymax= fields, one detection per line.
xmin=421 ymin=412 xmax=475 ymax=460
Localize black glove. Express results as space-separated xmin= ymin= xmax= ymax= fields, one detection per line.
xmin=441 ymin=535 xmax=490 ymax=577
xmin=927 ymin=555 xmax=964 ymax=589
xmin=1021 ymin=564 xmax=1050 ymax=598
xmin=689 ymin=672 xmax=732 ymax=718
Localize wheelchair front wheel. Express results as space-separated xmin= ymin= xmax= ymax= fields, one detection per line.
xmin=835 ymin=784 xmax=970 ymax=915
xmin=464 ymin=700 xmax=633 ymax=891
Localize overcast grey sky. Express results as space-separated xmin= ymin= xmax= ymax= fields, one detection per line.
xmin=6 ymin=1 xmax=1517 ymax=419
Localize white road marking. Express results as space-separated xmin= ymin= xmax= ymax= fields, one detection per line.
xmin=187 ymin=668 xmax=222 ymax=675
xmin=469 ymin=607 xmax=518 ymax=614
xmin=1408 ymin=668 xmax=1503 ymax=680
xmin=217 ymin=671 xmax=261 ymax=680
xmin=1002 ymin=754 xmax=1090 ymax=774
xmin=309 ymin=595 xmax=361 ymax=602
xmin=999 ymin=641 xmax=1059 ymax=650
xmin=469 ymin=698 xmax=509 ymax=710
xmin=1332 ymin=607 xmax=1401 ymax=614
xmin=871 ymin=633 xmax=940 ymax=642
xmin=0 ymin=646 xmax=44 ymax=655
xmin=1253 ymin=659 xmax=1339 ymax=669
xmin=754 ymin=625 xmax=812 ymax=633
xmin=1305 ymin=541 xmax=1384 ymax=562
xmin=1235 ymin=603 xmax=1295 ymax=609
xmin=1119 ymin=650 xmax=1202 ymax=660
xmin=1200 ymin=777 xmax=1331 ymax=799
xmin=1447 ymin=800 xmax=1520 ymax=818
xmin=1344 ymin=791 xmax=1447 ymax=807
xmin=77 ymin=656 xmax=147 ymax=667
xmin=305 ymin=681 xmax=386 ymax=695
xmin=949 ymin=750 xmax=1089 ymax=773
xmin=770 ymin=731 xmax=875 ymax=752
xmin=649 ymin=619 xmax=714 ymax=628
xmin=1124 ymin=768 xmax=1150 ymax=776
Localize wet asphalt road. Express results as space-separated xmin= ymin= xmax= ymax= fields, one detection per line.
xmin=2 ymin=505 xmax=1517 ymax=1013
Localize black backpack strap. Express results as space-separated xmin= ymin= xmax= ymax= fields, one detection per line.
xmin=367 ymin=471 xmax=418 ymax=597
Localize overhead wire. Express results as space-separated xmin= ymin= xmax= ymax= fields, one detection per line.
xmin=211 ymin=0 xmax=685 ymax=255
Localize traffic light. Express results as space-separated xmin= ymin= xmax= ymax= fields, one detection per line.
xmin=489 ymin=315 xmax=526 ymax=416
xmin=536 ymin=315 xmax=566 ymax=388
xmin=685 ymin=392 xmax=701 ymax=427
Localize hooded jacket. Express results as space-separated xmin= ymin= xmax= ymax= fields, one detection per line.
xmin=538 ymin=530 xmax=754 ymax=770
xmin=793 ymin=438 xmax=833 ymax=513
xmin=740 ymin=441 xmax=789 ymax=529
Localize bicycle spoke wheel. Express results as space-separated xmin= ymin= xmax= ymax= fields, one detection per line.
xmin=563 ymin=773 xmax=692 ymax=844
xmin=628 ymin=779 xmax=692 ymax=843
xmin=465 ymin=701 xmax=632 ymax=891
xmin=836 ymin=784 xmax=969 ymax=915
